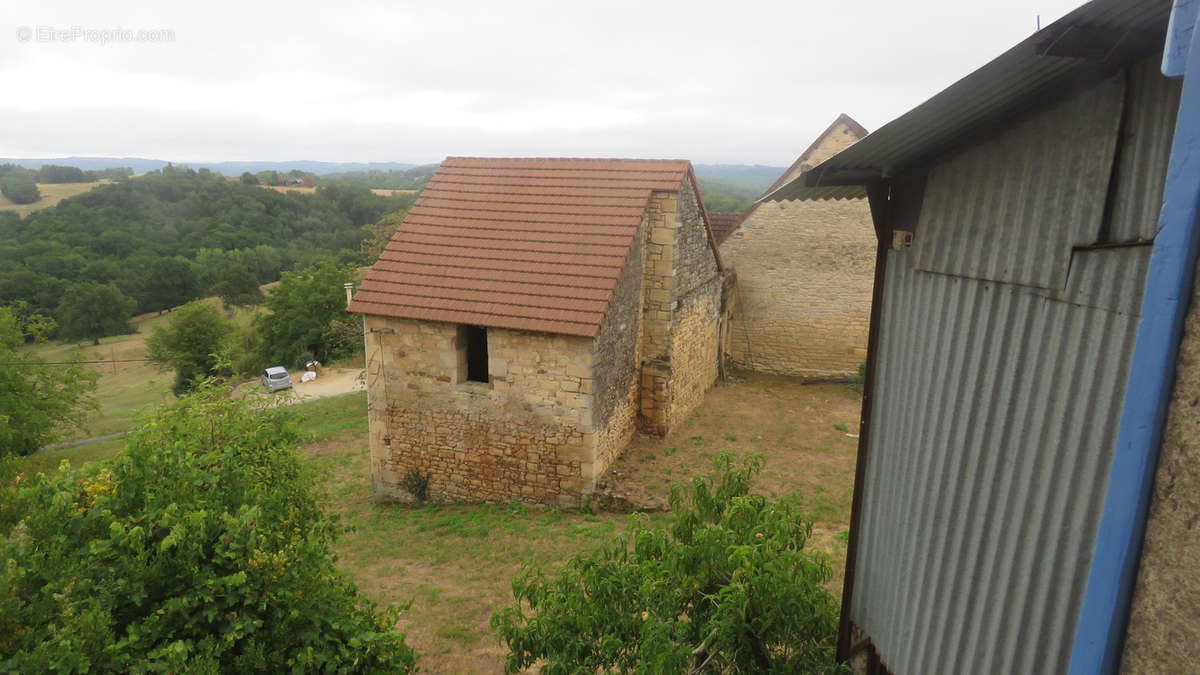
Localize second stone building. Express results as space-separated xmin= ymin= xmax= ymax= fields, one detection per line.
xmin=348 ymin=157 xmax=728 ymax=506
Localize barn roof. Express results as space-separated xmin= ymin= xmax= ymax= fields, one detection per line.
xmin=348 ymin=157 xmax=693 ymax=337
xmin=707 ymin=211 xmax=747 ymax=244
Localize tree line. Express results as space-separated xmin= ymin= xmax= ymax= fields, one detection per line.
xmin=0 ymin=165 xmax=415 ymax=342
xmin=0 ymin=163 xmax=134 ymax=205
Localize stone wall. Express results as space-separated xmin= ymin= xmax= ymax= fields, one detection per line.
xmin=665 ymin=279 xmax=721 ymax=431
xmin=664 ymin=176 xmax=722 ymax=429
xmin=362 ymin=173 xmax=725 ymax=505
xmin=590 ymin=223 xmax=646 ymax=487
xmin=639 ymin=176 xmax=723 ymax=435
xmin=719 ymin=121 xmax=874 ymax=379
xmin=1122 ymin=259 xmax=1200 ymax=672
xmin=364 ymin=315 xmax=597 ymax=507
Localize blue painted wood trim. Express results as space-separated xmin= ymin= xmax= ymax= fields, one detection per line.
xmin=1069 ymin=7 xmax=1200 ymax=674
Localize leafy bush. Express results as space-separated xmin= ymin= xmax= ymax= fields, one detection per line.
xmin=0 ymin=382 xmax=417 ymax=672
xmin=254 ymin=259 xmax=359 ymax=368
xmin=0 ymin=306 xmax=97 ymax=455
xmin=146 ymin=300 xmax=234 ymax=395
xmin=56 ymin=281 xmax=136 ymax=345
xmin=0 ymin=172 xmax=39 ymax=204
xmin=492 ymin=455 xmax=844 ymax=674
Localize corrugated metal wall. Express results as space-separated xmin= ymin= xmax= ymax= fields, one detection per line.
xmin=1107 ymin=57 xmax=1183 ymax=243
xmin=848 ymin=57 xmax=1177 ymax=674
xmin=911 ymin=74 xmax=1125 ymax=290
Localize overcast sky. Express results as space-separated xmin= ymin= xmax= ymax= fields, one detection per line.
xmin=1 ymin=0 xmax=1087 ymax=166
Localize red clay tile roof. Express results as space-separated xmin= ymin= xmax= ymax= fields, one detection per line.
xmin=707 ymin=212 xmax=747 ymax=245
xmin=348 ymin=157 xmax=692 ymax=337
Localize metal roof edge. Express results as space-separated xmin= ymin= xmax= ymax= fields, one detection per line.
xmin=1069 ymin=2 xmax=1200 ymax=671
xmin=763 ymin=0 xmax=1171 ymax=203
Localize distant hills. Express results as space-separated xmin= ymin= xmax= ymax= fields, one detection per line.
xmin=1 ymin=157 xmax=785 ymax=191
xmin=692 ymin=164 xmax=786 ymax=196
xmin=0 ymin=157 xmax=419 ymax=176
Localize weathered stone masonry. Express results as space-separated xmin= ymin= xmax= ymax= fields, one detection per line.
xmin=638 ymin=176 xmax=723 ymax=436
xmin=719 ymin=117 xmax=875 ymax=379
xmin=365 ymin=317 xmax=596 ymax=507
xmin=354 ymin=158 xmax=727 ymax=506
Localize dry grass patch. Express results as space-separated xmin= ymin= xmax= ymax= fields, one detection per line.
xmin=304 ymin=432 xmax=640 ymax=673
xmin=598 ymin=371 xmax=861 ymax=585
xmin=301 ymin=376 xmax=861 ymax=672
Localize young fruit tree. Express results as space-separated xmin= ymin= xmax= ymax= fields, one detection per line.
xmin=492 ymin=455 xmax=845 ymax=674
xmin=0 ymin=382 xmax=418 ymax=672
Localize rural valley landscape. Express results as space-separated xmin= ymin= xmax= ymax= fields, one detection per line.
xmin=0 ymin=156 xmax=863 ymax=672
xmin=6 ymin=0 xmax=1200 ymax=673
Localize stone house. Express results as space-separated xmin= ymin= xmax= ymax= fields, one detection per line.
xmin=718 ymin=114 xmax=875 ymax=379
xmin=347 ymin=157 xmax=727 ymax=506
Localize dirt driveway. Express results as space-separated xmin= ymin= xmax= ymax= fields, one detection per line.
xmin=238 ymin=367 xmax=366 ymax=404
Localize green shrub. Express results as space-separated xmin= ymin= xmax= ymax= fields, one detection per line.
xmin=0 ymin=382 xmax=417 ymax=672
xmin=145 ymin=300 xmax=234 ymax=395
xmin=0 ymin=306 xmax=97 ymax=455
xmin=254 ymin=259 xmax=359 ymax=368
xmin=492 ymin=455 xmax=844 ymax=674
xmin=0 ymin=173 xmax=39 ymax=204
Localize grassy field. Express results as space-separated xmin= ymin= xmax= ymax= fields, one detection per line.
xmin=0 ymin=181 xmax=110 ymax=216
xmin=315 ymin=377 xmax=860 ymax=672
xmin=24 ymin=298 xmax=259 ymax=443
xmin=13 ymin=374 xmax=860 ymax=672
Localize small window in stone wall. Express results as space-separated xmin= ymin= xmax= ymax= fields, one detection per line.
xmin=457 ymin=325 xmax=489 ymax=383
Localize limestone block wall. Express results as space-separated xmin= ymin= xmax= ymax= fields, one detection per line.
xmin=639 ymin=190 xmax=678 ymax=435
xmin=665 ymin=280 xmax=721 ymax=431
xmin=720 ymin=119 xmax=875 ymax=379
xmin=590 ymin=224 xmax=646 ymax=484
xmin=364 ymin=315 xmax=598 ymax=507
xmin=773 ymin=119 xmax=865 ymax=191
xmin=639 ymin=176 xmax=723 ymax=435
xmin=720 ymin=195 xmax=874 ymax=379
xmin=1122 ymin=260 xmax=1200 ymax=672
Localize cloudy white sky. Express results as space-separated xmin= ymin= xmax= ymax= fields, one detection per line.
xmin=1 ymin=0 xmax=1086 ymax=166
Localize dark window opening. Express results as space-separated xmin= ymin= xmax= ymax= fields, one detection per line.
xmin=460 ymin=325 xmax=489 ymax=383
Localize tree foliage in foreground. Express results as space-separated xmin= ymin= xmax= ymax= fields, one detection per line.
xmin=492 ymin=455 xmax=844 ymax=674
xmin=0 ymin=306 xmax=97 ymax=456
xmin=0 ymin=382 xmax=417 ymax=672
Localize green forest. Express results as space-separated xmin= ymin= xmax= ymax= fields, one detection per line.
xmin=0 ymin=165 xmax=415 ymax=325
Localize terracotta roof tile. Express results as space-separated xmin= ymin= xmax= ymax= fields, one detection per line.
xmin=707 ymin=212 xmax=747 ymax=245
xmin=349 ymin=157 xmax=691 ymax=337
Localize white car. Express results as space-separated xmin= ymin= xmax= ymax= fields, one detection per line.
xmin=261 ymin=366 xmax=293 ymax=392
